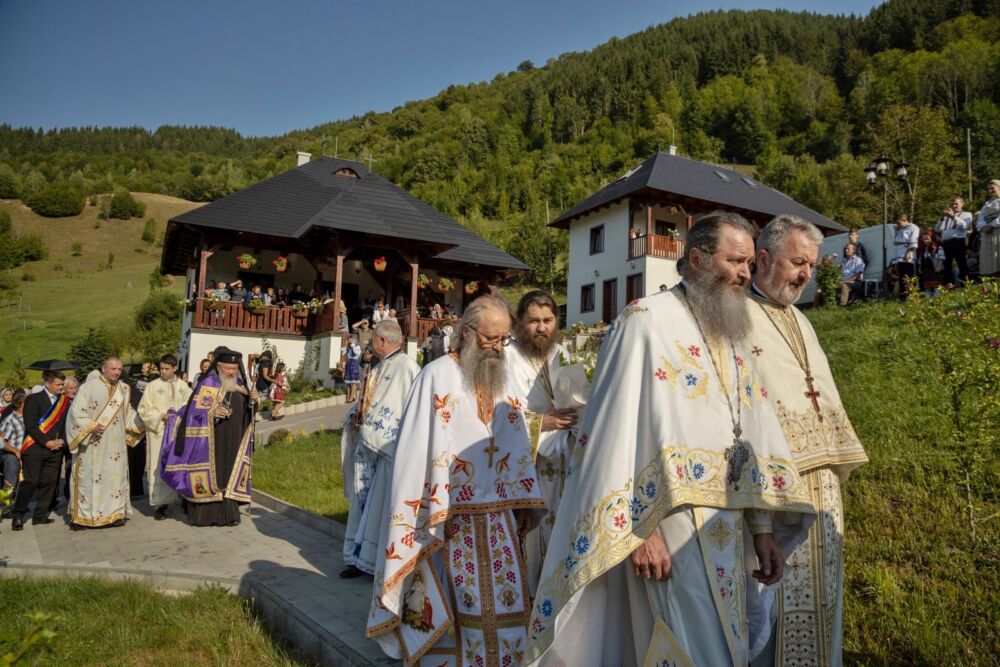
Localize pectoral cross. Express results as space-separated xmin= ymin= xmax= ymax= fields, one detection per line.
xmin=484 ymin=437 xmax=499 ymax=468
xmin=804 ymin=372 xmax=823 ymax=420
xmin=724 ymin=426 xmax=749 ymax=491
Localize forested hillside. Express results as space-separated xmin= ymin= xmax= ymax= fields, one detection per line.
xmin=1 ymin=0 xmax=999 ymax=286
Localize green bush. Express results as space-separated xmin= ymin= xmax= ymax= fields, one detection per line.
xmin=104 ymin=187 xmax=145 ymax=219
xmin=68 ymin=327 xmax=115 ymax=375
xmin=71 ymin=242 xmax=83 ymax=256
xmin=15 ymin=234 xmax=47 ymax=262
xmin=25 ymin=183 xmax=84 ymax=217
xmin=266 ymin=429 xmax=293 ymax=447
xmin=141 ymin=217 xmax=157 ymax=243
xmin=0 ymin=163 xmax=19 ymax=198
xmin=18 ymin=170 xmax=47 ymax=199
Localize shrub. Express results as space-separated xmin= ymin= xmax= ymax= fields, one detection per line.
xmin=20 ymin=271 xmax=34 ymax=282
xmin=148 ymin=265 xmax=170 ymax=290
xmin=18 ymin=170 xmax=47 ymax=199
xmin=267 ymin=429 xmax=293 ymax=447
xmin=104 ymin=187 xmax=145 ymax=219
xmin=69 ymin=327 xmax=115 ymax=375
xmin=0 ymin=163 xmax=19 ymax=198
xmin=26 ymin=183 xmax=84 ymax=217
xmin=71 ymin=242 xmax=83 ymax=256
xmin=106 ymin=252 xmax=114 ymax=269
xmin=15 ymin=234 xmax=47 ymax=262
xmin=141 ymin=217 xmax=157 ymax=243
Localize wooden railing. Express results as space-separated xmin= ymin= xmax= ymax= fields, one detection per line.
xmin=193 ymin=299 xmax=318 ymax=336
xmin=628 ymin=234 xmax=684 ymax=260
xmin=399 ymin=313 xmax=448 ymax=341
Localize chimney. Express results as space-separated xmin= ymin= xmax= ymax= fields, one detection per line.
xmin=668 ymin=145 xmax=677 ymax=156
xmin=296 ymin=151 xmax=312 ymax=166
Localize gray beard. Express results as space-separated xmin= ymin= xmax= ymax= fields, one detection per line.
xmin=759 ymin=274 xmax=804 ymax=307
xmin=218 ymin=375 xmax=240 ymax=394
xmin=686 ymin=268 xmax=751 ymax=342
xmin=459 ymin=344 xmax=507 ymax=400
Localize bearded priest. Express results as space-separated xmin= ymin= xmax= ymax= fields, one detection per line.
xmin=506 ymin=289 xmax=580 ymax=594
xmin=526 ymin=212 xmax=816 ymax=667
xmin=748 ymin=215 xmax=868 ymax=667
xmin=161 ymin=347 xmax=257 ymax=527
xmin=366 ymin=295 xmax=546 ymax=666
xmin=67 ymin=357 xmax=145 ymax=529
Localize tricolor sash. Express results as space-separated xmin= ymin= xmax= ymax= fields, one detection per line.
xmin=68 ymin=381 xmax=132 ymax=451
xmin=21 ymin=395 xmax=69 ymax=453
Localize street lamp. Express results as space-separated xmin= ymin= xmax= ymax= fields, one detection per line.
xmin=864 ymin=156 xmax=908 ymax=295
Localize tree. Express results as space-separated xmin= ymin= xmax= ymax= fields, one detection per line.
xmin=25 ymin=183 xmax=84 ymax=217
xmin=129 ymin=291 xmax=182 ymax=360
xmin=69 ymin=328 xmax=114 ymax=375
xmin=141 ymin=217 xmax=157 ymax=243
xmin=18 ymin=170 xmax=47 ymax=200
xmin=104 ymin=187 xmax=145 ymax=219
xmin=0 ymin=163 xmax=19 ymax=198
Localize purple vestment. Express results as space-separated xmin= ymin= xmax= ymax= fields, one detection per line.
xmin=160 ymin=372 xmax=254 ymax=504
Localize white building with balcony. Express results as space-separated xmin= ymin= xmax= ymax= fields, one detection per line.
xmin=553 ymin=150 xmax=846 ymax=325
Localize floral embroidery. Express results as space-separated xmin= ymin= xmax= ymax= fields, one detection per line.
xmin=539 ymin=599 xmax=553 ymax=617
xmin=574 ymin=535 xmax=590 ymax=555
xmin=688 ymin=345 xmax=701 ymax=357
xmin=655 ymin=368 xmax=668 ymax=381
xmin=771 ymin=475 xmax=786 ymax=490
xmin=685 ymin=373 xmax=697 ymax=386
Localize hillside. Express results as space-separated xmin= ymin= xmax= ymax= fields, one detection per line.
xmin=0 ymin=193 xmax=201 ymax=377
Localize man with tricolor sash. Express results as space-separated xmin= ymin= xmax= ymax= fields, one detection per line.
xmin=67 ymin=357 xmax=145 ymax=529
xmin=12 ymin=370 xmax=70 ymax=531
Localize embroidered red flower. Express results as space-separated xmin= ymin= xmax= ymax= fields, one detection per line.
xmin=613 ymin=513 xmax=626 ymax=529
xmin=401 ymin=532 xmax=415 ymax=548
xmin=675 ymin=465 xmax=685 ymax=479
xmin=688 ymin=345 xmax=701 ymax=357
xmin=735 ymin=356 xmax=745 ymax=367
xmin=771 ymin=476 xmax=787 ymax=490
xmin=655 ymin=368 xmax=667 ymax=381
xmin=761 ymin=386 xmax=768 ymax=399
xmin=578 ymin=434 xmax=588 ymax=448
xmin=386 ymin=542 xmax=403 ymax=560
xmin=716 ymin=566 xmax=725 ymax=577
xmin=440 ymin=410 xmax=452 ymax=423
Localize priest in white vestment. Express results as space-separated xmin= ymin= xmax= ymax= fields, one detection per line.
xmin=526 ymin=213 xmax=816 ymax=667
xmin=67 ymin=357 xmax=143 ymax=529
xmin=507 ymin=290 xmax=582 ymax=594
xmin=340 ymin=320 xmax=420 ymax=578
xmin=137 ymin=354 xmax=193 ymax=521
xmin=367 ymin=295 xmax=546 ymax=666
xmin=748 ymin=215 xmax=868 ymax=667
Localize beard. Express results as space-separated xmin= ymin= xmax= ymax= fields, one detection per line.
xmin=459 ymin=343 xmax=507 ymax=400
xmin=514 ymin=322 xmax=558 ymax=361
xmin=686 ymin=264 xmax=751 ymax=342
xmin=218 ymin=374 xmax=240 ymax=394
xmin=761 ymin=271 xmax=806 ymax=307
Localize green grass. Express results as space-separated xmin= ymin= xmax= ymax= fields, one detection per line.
xmin=806 ymin=298 xmax=999 ymax=666
xmin=0 ymin=194 xmax=200 ymax=380
xmin=284 ymin=387 xmax=336 ymax=406
xmin=253 ymin=430 xmax=349 ymax=523
xmin=0 ymin=577 xmax=309 ymax=666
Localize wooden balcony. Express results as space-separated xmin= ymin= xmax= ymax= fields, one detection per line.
xmin=192 ymin=299 xmax=339 ymax=336
xmin=628 ymin=234 xmax=684 ymax=260
xmin=399 ymin=311 xmax=450 ymax=341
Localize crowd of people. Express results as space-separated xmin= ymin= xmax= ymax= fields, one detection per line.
xmin=835 ymin=184 xmax=1000 ymax=305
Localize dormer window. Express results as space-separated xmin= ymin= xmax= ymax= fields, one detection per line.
xmin=335 ymin=167 xmax=360 ymax=179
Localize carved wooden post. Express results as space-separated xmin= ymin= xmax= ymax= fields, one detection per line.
xmin=409 ymin=259 xmax=419 ymax=338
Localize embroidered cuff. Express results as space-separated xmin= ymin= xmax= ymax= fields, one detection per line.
xmin=745 ymin=509 xmax=774 ymax=534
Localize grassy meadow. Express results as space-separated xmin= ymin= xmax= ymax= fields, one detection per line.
xmin=0 ymin=577 xmax=308 ymax=666
xmin=0 ymin=193 xmax=200 ymax=379
xmin=807 ymin=296 xmax=999 ymax=665
xmin=253 ymin=430 xmax=349 ymax=523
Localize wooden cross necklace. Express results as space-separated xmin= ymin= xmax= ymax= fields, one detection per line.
xmin=753 ymin=297 xmax=823 ymax=420
xmin=681 ymin=289 xmax=750 ymax=490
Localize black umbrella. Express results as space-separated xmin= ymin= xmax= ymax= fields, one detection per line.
xmin=26 ymin=359 xmax=82 ymax=371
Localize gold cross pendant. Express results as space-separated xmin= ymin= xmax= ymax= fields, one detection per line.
xmin=484 ymin=437 xmax=499 ymax=468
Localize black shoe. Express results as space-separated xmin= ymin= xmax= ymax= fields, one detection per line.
xmin=155 ymin=506 xmax=169 ymax=521
xmin=70 ymin=523 xmax=86 ymax=531
xmin=12 ymin=518 xmax=24 ymax=531
xmin=32 ymin=517 xmax=55 ymax=525
xmin=110 ymin=518 xmax=126 ymax=528
xmin=339 ymin=565 xmax=365 ymax=579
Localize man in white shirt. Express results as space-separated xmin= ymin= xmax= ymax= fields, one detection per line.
xmin=935 ymin=195 xmax=973 ymax=285
xmin=839 ymin=243 xmax=866 ymax=306
xmin=371 ymin=301 xmax=388 ymax=323
xmin=893 ymin=213 xmax=920 ymax=262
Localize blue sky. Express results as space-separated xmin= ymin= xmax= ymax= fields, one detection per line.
xmin=0 ymin=0 xmax=883 ymax=137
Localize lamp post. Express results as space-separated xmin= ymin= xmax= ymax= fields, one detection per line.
xmin=864 ymin=155 xmax=908 ymax=295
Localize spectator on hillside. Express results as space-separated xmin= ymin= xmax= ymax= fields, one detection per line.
xmin=935 ymin=195 xmax=972 ymax=286
xmin=917 ymin=229 xmax=945 ymax=292
xmin=0 ymin=391 xmax=26 ymax=509
xmin=892 ymin=213 xmax=920 ymax=263
xmin=844 ymin=227 xmax=869 ymax=266
xmin=229 ymin=279 xmax=247 ymax=303
xmin=839 ymin=242 xmax=865 ymax=306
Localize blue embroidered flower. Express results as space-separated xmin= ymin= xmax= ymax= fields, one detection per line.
xmin=692 ymin=463 xmax=706 ymax=480
xmin=539 ymin=599 xmax=553 ymax=617
xmin=630 ymin=497 xmax=645 ymax=520
xmin=745 ymin=383 xmax=753 ymax=398
xmin=563 ymin=555 xmax=577 ymax=571
xmin=643 ymin=479 xmax=657 ymax=498
xmin=574 ymin=535 xmax=590 ymax=555
xmin=685 ymin=373 xmax=698 ymax=386
xmin=373 ymin=419 xmax=384 ymax=432
xmin=751 ymin=468 xmax=760 ymax=484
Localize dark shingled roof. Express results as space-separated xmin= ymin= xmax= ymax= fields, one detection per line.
xmin=168 ymin=156 xmax=527 ymax=270
xmin=551 ymin=152 xmax=846 ymax=232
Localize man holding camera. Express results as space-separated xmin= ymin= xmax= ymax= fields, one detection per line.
xmin=935 ymin=196 xmax=973 ymax=286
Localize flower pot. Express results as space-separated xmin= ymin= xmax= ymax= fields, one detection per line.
xmin=274 ymin=265 xmax=287 ymax=273
xmin=250 ymin=307 xmax=267 ymax=315
xmin=293 ymin=309 xmax=309 ymax=318
xmin=239 ymin=261 xmax=253 ymax=270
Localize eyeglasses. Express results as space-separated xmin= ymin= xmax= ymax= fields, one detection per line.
xmin=468 ymin=326 xmax=513 ymax=348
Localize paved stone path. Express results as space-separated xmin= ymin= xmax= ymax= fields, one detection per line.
xmin=256 ymin=403 xmax=350 ymax=442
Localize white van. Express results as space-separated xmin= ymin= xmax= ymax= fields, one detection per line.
xmin=796 ymin=224 xmax=896 ymax=305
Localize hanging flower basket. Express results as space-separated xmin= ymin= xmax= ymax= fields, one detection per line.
xmin=464 ymin=280 xmax=479 ymax=295
xmin=418 ymin=273 xmax=432 ymax=289
xmin=437 ymin=277 xmax=455 ymax=292
xmin=272 ymin=255 xmax=288 ymax=272
xmin=373 ymin=256 xmax=387 ymax=272
xmin=237 ymin=253 xmax=257 ymax=270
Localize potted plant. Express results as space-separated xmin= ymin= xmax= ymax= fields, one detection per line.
xmin=373 ymin=256 xmax=387 ymax=272
xmin=418 ymin=273 xmax=432 ymax=289
xmin=291 ymin=300 xmax=309 ymax=318
xmin=306 ymin=298 xmax=324 ymax=313
xmin=205 ymin=295 xmax=227 ymax=311
xmin=247 ymin=297 xmax=267 ymax=314
xmin=464 ymin=280 xmax=479 ymax=295
xmin=237 ymin=253 xmax=257 ymax=270
xmin=272 ymin=255 xmax=288 ymax=272
xmin=437 ymin=277 xmax=455 ymax=292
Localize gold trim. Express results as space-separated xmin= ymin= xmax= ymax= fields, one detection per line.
xmin=70 ymin=509 xmax=127 ymax=528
